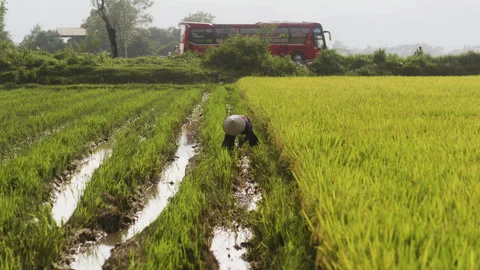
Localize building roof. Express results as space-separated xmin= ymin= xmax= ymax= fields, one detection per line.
xmin=56 ymin=28 xmax=87 ymax=37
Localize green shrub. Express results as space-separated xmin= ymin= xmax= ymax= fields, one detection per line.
xmin=0 ymin=41 xmax=16 ymax=71
xmin=347 ymin=54 xmax=372 ymax=70
xmin=202 ymin=35 xmax=303 ymax=77
xmin=383 ymin=54 xmax=403 ymax=75
xmin=435 ymin=56 xmax=465 ymax=75
xmin=308 ymin=48 xmax=480 ymax=76
xmin=400 ymin=54 xmax=436 ymax=76
xmin=457 ymin=51 xmax=480 ymax=74
xmin=308 ymin=49 xmax=346 ymax=75
xmin=373 ymin=49 xmax=387 ymax=64
xmin=2 ymin=40 xmax=480 ymax=85
xmin=262 ymin=55 xmax=311 ymax=76
xmin=347 ymin=64 xmax=382 ymax=76
xmin=203 ymin=35 xmax=270 ymax=75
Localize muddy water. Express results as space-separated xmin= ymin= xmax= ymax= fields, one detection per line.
xmin=70 ymin=125 xmax=197 ymax=270
xmin=211 ymin=155 xmax=262 ymax=270
xmin=211 ymin=225 xmax=253 ymax=270
xmin=237 ymin=155 xmax=262 ymax=211
xmin=51 ymin=148 xmax=111 ymax=226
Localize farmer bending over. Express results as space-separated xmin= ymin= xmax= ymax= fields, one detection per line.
xmin=222 ymin=115 xmax=259 ymax=150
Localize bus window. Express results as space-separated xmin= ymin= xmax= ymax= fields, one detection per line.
xmin=271 ymin=28 xmax=289 ymax=44
xmin=240 ymin=28 xmax=261 ymax=37
xmin=215 ymin=28 xmax=237 ymax=43
xmin=313 ymin=28 xmax=325 ymax=49
xmin=290 ymin=28 xmax=309 ymax=44
xmin=190 ymin=28 xmax=214 ymax=44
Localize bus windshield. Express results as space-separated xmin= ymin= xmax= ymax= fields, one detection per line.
xmin=179 ymin=24 xmax=186 ymax=53
xmin=313 ymin=27 xmax=325 ymax=49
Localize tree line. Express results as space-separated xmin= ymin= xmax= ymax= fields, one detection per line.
xmin=0 ymin=0 xmax=214 ymax=58
xmin=331 ymin=41 xmax=480 ymax=57
xmin=0 ymin=0 xmax=8 ymax=42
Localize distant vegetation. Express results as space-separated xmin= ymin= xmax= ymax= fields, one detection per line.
xmin=332 ymin=40 xmax=480 ymax=57
xmin=0 ymin=0 xmax=8 ymax=42
xmin=2 ymin=0 xmax=479 ymax=82
xmin=203 ymin=35 xmax=309 ymax=77
xmin=2 ymin=35 xmax=480 ymax=86
xmin=309 ymin=48 xmax=480 ymax=76
xmin=0 ymin=41 xmax=217 ymax=85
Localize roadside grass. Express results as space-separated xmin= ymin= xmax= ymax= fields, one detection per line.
xmin=238 ymin=76 xmax=480 ymax=269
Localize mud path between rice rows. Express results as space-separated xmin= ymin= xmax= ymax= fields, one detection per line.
xmin=53 ymin=96 xmax=206 ymax=269
xmin=210 ymin=153 xmax=262 ymax=270
xmin=54 ymin=96 xmax=263 ymax=270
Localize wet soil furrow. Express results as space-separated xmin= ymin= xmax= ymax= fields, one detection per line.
xmin=210 ymin=152 xmax=262 ymax=270
xmin=57 ymin=95 xmax=207 ymax=270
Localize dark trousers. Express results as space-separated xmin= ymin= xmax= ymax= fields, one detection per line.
xmin=221 ymin=117 xmax=259 ymax=149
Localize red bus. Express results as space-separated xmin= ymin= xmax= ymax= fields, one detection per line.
xmin=178 ymin=22 xmax=331 ymax=63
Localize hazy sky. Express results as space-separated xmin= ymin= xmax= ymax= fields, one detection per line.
xmin=5 ymin=0 xmax=480 ymax=49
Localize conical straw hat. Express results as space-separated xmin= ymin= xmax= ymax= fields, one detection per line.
xmin=223 ymin=115 xmax=246 ymax=136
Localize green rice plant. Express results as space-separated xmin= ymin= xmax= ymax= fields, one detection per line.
xmin=0 ymin=88 xmax=140 ymax=158
xmin=238 ymin=76 xmax=480 ymax=269
xmin=69 ymin=87 xmax=203 ymax=230
xmin=0 ymin=85 xmax=185 ymax=268
xmin=229 ymin=86 xmax=316 ymax=269
xmin=0 ymin=89 xmax=169 ymax=197
xmin=131 ymin=84 xmax=314 ymax=269
xmin=104 ymin=86 xmax=238 ymax=269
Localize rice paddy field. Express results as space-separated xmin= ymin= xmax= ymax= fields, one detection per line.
xmin=239 ymin=76 xmax=480 ymax=269
xmin=0 ymin=76 xmax=479 ymax=269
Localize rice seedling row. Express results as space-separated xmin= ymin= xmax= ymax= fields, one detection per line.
xmin=68 ymin=92 xmax=208 ymax=270
xmin=0 ymin=87 xmax=107 ymax=123
xmin=0 ymin=89 xmax=169 ymax=197
xmin=6 ymin=76 xmax=477 ymax=269
xmin=46 ymin=87 xmax=203 ymax=269
xmin=69 ymin=87 xmax=203 ymax=231
xmin=102 ymin=85 xmax=315 ymax=270
xmin=230 ymin=85 xmax=316 ymax=269
xmin=100 ymin=86 xmax=234 ymax=269
xmin=0 ymin=86 xmax=183 ymax=269
xmin=238 ymin=76 xmax=480 ymax=269
xmin=0 ymin=88 xmax=63 ymax=118
xmin=54 ymin=88 xmax=178 ymax=227
xmin=0 ymin=89 xmax=142 ymax=159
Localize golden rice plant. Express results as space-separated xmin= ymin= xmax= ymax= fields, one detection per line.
xmin=239 ymin=76 xmax=480 ymax=269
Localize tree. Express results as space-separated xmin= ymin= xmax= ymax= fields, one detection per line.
xmin=90 ymin=0 xmax=153 ymax=58
xmin=149 ymin=26 xmax=180 ymax=55
xmin=82 ymin=10 xmax=111 ymax=53
xmin=20 ymin=24 xmax=65 ymax=53
xmin=0 ymin=0 xmax=10 ymax=42
xmin=127 ymin=28 xmax=153 ymax=57
xmin=91 ymin=0 xmax=119 ymax=58
xmin=180 ymin=11 xmax=215 ymax=24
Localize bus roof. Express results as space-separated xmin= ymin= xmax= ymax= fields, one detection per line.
xmin=180 ymin=22 xmax=322 ymax=28
xmin=179 ymin=21 xmax=213 ymax=26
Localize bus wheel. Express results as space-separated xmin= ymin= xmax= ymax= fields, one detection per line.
xmin=291 ymin=52 xmax=305 ymax=64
